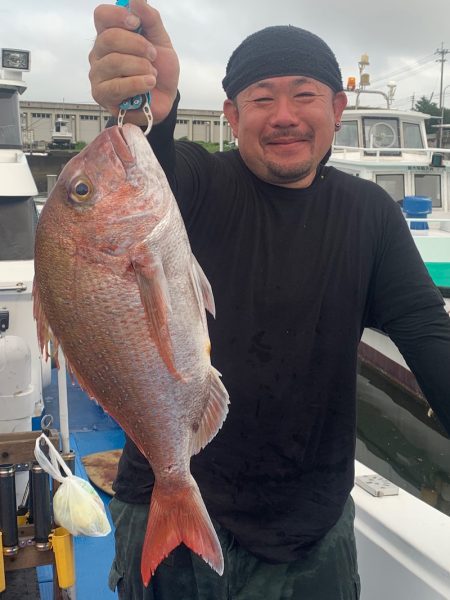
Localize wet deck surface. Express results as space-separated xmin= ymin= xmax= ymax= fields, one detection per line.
xmin=2 ymin=569 xmax=40 ymax=599
xmin=39 ymin=371 xmax=123 ymax=598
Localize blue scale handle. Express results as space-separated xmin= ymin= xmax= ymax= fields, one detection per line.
xmin=115 ymin=0 xmax=150 ymax=111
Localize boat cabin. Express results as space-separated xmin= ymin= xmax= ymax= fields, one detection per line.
xmin=330 ymin=94 xmax=450 ymax=212
xmin=50 ymin=117 xmax=75 ymax=149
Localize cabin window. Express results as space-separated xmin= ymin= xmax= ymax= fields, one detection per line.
xmin=376 ymin=174 xmax=405 ymax=202
xmin=403 ymin=122 xmax=424 ymax=148
xmin=334 ymin=120 xmax=358 ymax=147
xmin=363 ymin=117 xmax=400 ymax=150
xmin=0 ymin=197 xmax=37 ymax=260
xmin=414 ymin=174 xmax=442 ymax=208
xmin=0 ymin=90 xmax=22 ymax=148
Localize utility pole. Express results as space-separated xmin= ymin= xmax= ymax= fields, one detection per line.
xmin=435 ymin=42 xmax=449 ymax=147
xmin=440 ymin=84 xmax=450 ymax=148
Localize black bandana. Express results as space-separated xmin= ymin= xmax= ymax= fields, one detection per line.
xmin=222 ymin=25 xmax=343 ymax=99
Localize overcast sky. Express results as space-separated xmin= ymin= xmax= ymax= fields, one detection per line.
xmin=2 ymin=0 xmax=450 ymax=112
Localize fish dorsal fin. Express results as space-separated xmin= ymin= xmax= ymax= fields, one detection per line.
xmin=131 ymin=245 xmax=181 ymax=380
xmin=190 ymin=367 xmax=229 ymax=456
xmin=190 ymin=256 xmax=216 ymax=319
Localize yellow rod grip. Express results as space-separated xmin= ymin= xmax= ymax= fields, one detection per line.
xmin=0 ymin=532 xmax=6 ymax=593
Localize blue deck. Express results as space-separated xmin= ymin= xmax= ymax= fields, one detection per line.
xmin=36 ymin=370 xmax=125 ymax=599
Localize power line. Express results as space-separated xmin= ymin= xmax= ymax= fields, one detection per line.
xmin=369 ymin=53 xmax=436 ymax=86
xmin=373 ymin=60 xmax=434 ymax=87
xmin=393 ymin=89 xmax=450 ymax=111
xmin=357 ymin=51 xmax=446 ymax=113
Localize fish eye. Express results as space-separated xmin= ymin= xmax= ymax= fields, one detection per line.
xmin=70 ymin=177 xmax=94 ymax=203
xmin=75 ymin=182 xmax=89 ymax=196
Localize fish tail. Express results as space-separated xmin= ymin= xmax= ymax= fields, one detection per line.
xmin=141 ymin=477 xmax=224 ymax=586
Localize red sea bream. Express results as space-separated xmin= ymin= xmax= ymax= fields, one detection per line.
xmin=33 ymin=123 xmax=229 ymax=585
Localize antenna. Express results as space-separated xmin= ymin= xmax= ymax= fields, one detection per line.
xmin=358 ymin=54 xmax=370 ymax=89
xmin=387 ymin=81 xmax=397 ymax=107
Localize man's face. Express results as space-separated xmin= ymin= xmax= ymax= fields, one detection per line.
xmin=223 ymin=76 xmax=347 ymax=188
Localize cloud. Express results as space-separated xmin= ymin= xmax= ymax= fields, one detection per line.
xmin=2 ymin=0 xmax=449 ymax=111
xmin=178 ymin=57 xmax=226 ymax=110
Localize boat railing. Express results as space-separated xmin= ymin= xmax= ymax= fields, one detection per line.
xmin=405 ymin=217 xmax=450 ymax=224
xmin=405 ymin=216 xmax=450 ymax=234
xmin=331 ymin=145 xmax=450 ymax=162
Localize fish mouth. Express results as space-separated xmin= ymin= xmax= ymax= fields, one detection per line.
xmin=109 ymin=123 xmax=153 ymax=172
xmin=108 ymin=125 xmax=135 ymax=164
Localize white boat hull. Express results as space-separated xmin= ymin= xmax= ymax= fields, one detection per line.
xmin=354 ymin=461 xmax=450 ymax=600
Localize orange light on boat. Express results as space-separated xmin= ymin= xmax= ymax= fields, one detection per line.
xmin=347 ymin=77 xmax=356 ymax=91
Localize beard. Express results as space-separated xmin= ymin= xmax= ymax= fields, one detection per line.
xmin=264 ymin=157 xmax=316 ymax=185
xmin=260 ymin=127 xmax=317 ymax=185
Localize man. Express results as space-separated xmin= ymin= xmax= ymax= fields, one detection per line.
xmin=89 ymin=2 xmax=450 ymax=598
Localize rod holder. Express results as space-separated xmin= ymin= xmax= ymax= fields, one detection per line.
xmin=0 ymin=465 xmax=18 ymax=555
xmin=31 ymin=464 xmax=52 ymax=551
xmin=61 ymin=451 xmax=76 ymax=475
xmin=49 ymin=527 xmax=75 ymax=589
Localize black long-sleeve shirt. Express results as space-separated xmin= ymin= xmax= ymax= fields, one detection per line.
xmin=113 ymin=97 xmax=450 ymax=563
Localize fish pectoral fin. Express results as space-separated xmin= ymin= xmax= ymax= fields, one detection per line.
xmin=141 ymin=477 xmax=223 ymax=587
xmin=190 ymin=367 xmax=230 ymax=456
xmin=32 ymin=279 xmax=60 ymax=367
xmin=131 ymin=248 xmax=181 ymax=380
xmin=190 ymin=255 xmax=216 ymax=318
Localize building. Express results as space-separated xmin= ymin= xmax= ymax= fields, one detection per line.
xmin=19 ymin=100 xmax=234 ymax=148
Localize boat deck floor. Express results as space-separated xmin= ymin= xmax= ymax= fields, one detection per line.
xmin=35 ymin=370 xmax=125 ymax=599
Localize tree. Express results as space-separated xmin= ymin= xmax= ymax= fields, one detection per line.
xmin=414 ymin=96 xmax=450 ymax=135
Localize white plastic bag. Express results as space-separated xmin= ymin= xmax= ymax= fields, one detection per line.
xmin=34 ymin=433 xmax=111 ymax=537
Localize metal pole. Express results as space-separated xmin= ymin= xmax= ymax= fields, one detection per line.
xmin=219 ymin=114 xmax=225 ymax=151
xmin=435 ymin=43 xmax=449 ymax=147
xmin=440 ymin=84 xmax=450 ymax=148
xmin=439 ymin=53 xmax=444 ymax=148
xmin=57 ymin=348 xmax=71 ymax=455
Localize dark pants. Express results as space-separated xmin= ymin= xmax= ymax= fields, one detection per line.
xmin=108 ymin=496 xmax=360 ymax=600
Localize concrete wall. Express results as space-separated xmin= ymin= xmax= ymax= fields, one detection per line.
xmin=20 ymin=100 xmax=233 ymax=146
xmin=27 ymin=152 xmax=71 ymax=193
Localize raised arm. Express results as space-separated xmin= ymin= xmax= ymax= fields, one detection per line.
xmin=88 ymin=0 xmax=179 ymax=126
